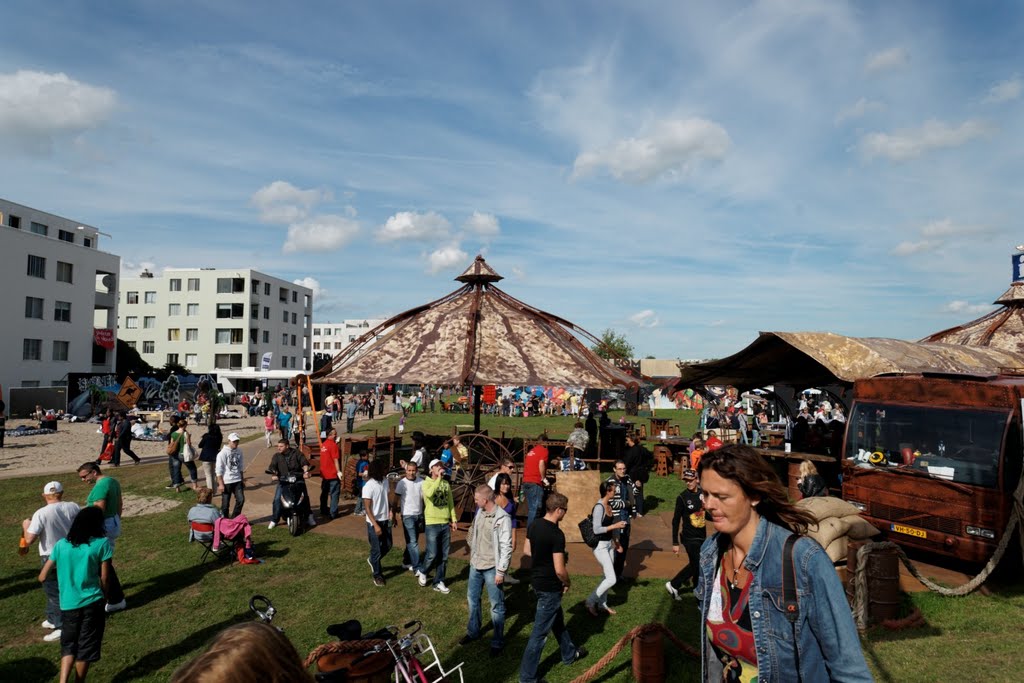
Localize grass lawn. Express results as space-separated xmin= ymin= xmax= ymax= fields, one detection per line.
xmin=2 ymin=413 xmax=1022 ymax=682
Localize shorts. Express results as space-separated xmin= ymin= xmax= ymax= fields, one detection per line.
xmin=61 ymin=598 xmax=107 ymax=662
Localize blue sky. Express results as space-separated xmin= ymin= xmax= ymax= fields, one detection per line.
xmin=2 ymin=1 xmax=1023 ymax=360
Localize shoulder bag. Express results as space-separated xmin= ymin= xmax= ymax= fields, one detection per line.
xmin=181 ymin=431 xmax=196 ymax=462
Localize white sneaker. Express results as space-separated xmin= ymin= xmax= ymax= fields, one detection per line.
xmin=105 ymin=599 xmax=127 ymax=613
xmin=43 ymin=629 xmax=62 ymax=642
xmin=402 ymin=563 xmax=413 ymax=570
xmin=417 ymin=571 xmax=428 ymax=587
xmin=41 ymin=620 xmax=57 ymax=629
xmin=307 ymin=515 xmax=317 ymax=527
xmin=267 ymin=521 xmax=277 ymax=530
xmin=665 ymin=581 xmax=681 ymax=601
xmin=433 ymin=582 xmax=451 ymax=594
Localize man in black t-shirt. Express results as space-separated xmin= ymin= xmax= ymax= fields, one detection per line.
xmin=666 ymin=469 xmax=707 ymax=600
xmin=519 ymin=493 xmax=587 ymax=683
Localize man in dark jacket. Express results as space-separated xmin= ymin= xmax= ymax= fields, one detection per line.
xmin=622 ymin=433 xmax=651 ymax=517
xmin=665 ymin=469 xmax=706 ymax=600
xmin=266 ymin=439 xmax=315 ymax=529
xmin=607 ymin=461 xmax=635 ymax=580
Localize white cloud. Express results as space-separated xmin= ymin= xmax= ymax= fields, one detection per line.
xmin=892 ymin=218 xmax=992 ymax=257
xmin=571 ymin=118 xmax=731 ymax=184
xmin=864 ymin=47 xmax=909 ymax=74
xmin=859 ymin=119 xmax=993 ymax=162
xmin=463 ymin=211 xmax=500 ymax=237
xmin=984 ymin=76 xmax=1022 ymax=104
xmin=292 ymin=276 xmax=326 ymax=302
xmin=0 ymin=70 xmax=117 ymax=148
xmin=377 ymin=211 xmax=452 ymax=242
xmin=426 ymin=243 xmax=468 ymax=274
xmin=834 ymin=97 xmax=885 ymax=125
xmin=629 ymin=309 xmax=660 ymax=328
xmin=282 ymin=215 xmax=360 ymax=253
xmin=891 ymin=240 xmax=942 ymax=256
xmin=942 ymin=300 xmax=993 ymax=315
xmin=251 ymin=180 xmax=330 ymax=224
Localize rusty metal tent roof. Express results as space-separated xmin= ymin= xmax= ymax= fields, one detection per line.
xmin=312 ymin=256 xmax=639 ymax=388
xmin=920 ymin=282 xmax=1024 ymax=354
xmin=672 ymin=331 xmax=1024 ymax=392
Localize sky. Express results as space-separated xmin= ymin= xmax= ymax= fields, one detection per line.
xmin=2 ymin=0 xmax=1023 ymax=361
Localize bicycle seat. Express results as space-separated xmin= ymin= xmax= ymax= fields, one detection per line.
xmin=325 ymin=620 xmax=362 ymax=641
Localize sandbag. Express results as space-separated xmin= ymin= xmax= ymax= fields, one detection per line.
xmin=823 ymin=535 xmax=849 ymax=564
xmin=842 ymin=514 xmax=881 ymax=540
xmin=796 ymin=495 xmax=862 ymax=521
xmin=806 ymin=516 xmax=851 ymax=548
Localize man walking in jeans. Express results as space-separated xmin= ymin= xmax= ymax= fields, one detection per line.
xmin=522 ymin=439 xmax=548 ymax=531
xmin=519 ymin=493 xmax=586 ymax=682
xmin=363 ymin=460 xmax=393 ymax=587
xmin=394 ymin=462 xmax=424 ymax=572
xmin=460 ymin=484 xmax=512 ymax=658
xmin=418 ymin=458 xmax=457 ymax=594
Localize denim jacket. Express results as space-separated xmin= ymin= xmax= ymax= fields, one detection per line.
xmin=695 ymin=517 xmax=873 ymax=683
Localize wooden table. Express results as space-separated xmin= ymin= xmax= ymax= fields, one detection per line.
xmin=650 ymin=417 xmax=671 ymax=439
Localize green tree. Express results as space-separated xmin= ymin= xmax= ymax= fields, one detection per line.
xmin=116 ymin=339 xmax=156 ymax=376
xmin=592 ymin=328 xmax=635 ymax=360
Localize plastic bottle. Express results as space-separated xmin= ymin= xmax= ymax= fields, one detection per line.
xmin=18 ymin=534 xmax=29 ymax=556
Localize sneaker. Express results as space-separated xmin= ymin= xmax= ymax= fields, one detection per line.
xmin=417 ymin=571 xmax=428 ymax=587
xmin=105 ymin=599 xmax=127 ymax=613
xmin=373 ymin=576 xmax=386 ymax=588
xmin=665 ymin=581 xmax=681 ymax=601
xmin=504 ymin=575 xmax=520 ymax=585
xmin=165 ymin=484 xmax=177 ymax=490
xmin=43 ymin=629 xmax=62 ymax=642
xmin=267 ymin=521 xmax=277 ymax=530
xmin=402 ymin=563 xmax=413 ymax=570
xmin=433 ymin=582 xmax=450 ymax=594
xmin=458 ymin=634 xmax=477 ymax=646
xmin=41 ymin=620 xmax=56 ymax=630
xmin=307 ymin=515 xmax=317 ymax=527
xmin=566 ymin=646 xmax=587 ymax=665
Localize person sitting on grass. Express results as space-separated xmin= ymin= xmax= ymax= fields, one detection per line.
xmin=39 ymin=506 xmax=113 ymax=683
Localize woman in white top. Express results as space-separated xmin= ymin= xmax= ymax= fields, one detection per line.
xmin=585 ymin=479 xmax=628 ymax=616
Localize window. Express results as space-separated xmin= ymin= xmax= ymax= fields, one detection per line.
xmin=217 ymin=277 xmax=244 ymax=293
xmin=186 ymin=328 xmax=199 ymax=341
xmin=144 ymin=316 xmax=156 ymax=329
xmin=283 ymin=310 xmax=289 ymax=323
xmin=250 ymin=328 xmax=258 ymax=343
xmin=185 ymin=353 xmax=198 ymax=368
xmin=168 ymin=303 xmax=181 ymax=316
xmin=126 ymin=291 xmax=139 ymax=304
xmin=249 ymin=353 xmax=258 ymax=367
xmin=23 ymin=338 xmax=42 ymax=360
xmin=54 ymin=301 xmax=71 ymax=323
xmin=304 ymin=294 xmax=311 ymax=308
xmin=126 ymin=341 xmax=136 ymax=349
xmin=335 ymin=342 xmax=343 ymax=349
xmin=217 ymin=303 xmax=244 ymax=318
xmin=145 ymin=291 xmax=156 ymax=304
xmin=56 ymin=261 xmax=73 ymax=283
xmin=215 ymin=353 xmax=242 ymax=369
xmin=21 ymin=380 xmax=40 ymax=388
xmin=290 ymin=356 xmax=296 ymax=368
xmin=263 ymin=306 xmax=269 ymax=320
xmin=349 ymin=335 xmax=357 ymax=342
xmin=281 ymin=356 xmax=288 ymax=369
xmin=167 ymin=353 xmax=179 ymax=365
xmin=7 ymin=214 xmax=20 ymax=228
xmin=313 ymin=328 xmax=321 ymax=336
xmin=52 ymin=340 xmax=69 ymax=361
xmin=291 ymin=334 xmax=296 ymax=346
xmin=27 ymin=255 xmax=45 ymax=278
xmin=250 ymin=305 xmax=258 ymax=319
xmin=334 ymin=327 xmax=343 ymax=335
xmin=143 ymin=341 xmax=155 ymax=354
xmin=125 ymin=316 xmax=139 ymax=329
xmin=264 ymin=283 xmax=270 ymax=295
xmin=187 ymin=278 xmax=200 ymax=291
xmin=282 ymin=333 xmax=288 ymax=344
xmin=313 ymin=342 xmax=320 ymax=350
xmin=169 ymin=278 xmax=181 ymax=291
xmin=215 ymin=328 xmax=243 ymax=344
xmin=30 ymin=221 xmax=48 ymax=236
xmin=279 ymin=287 xmax=288 ymax=302
xmin=262 ymin=331 xmax=270 ymax=343
xmin=58 ymin=229 xmax=75 ymax=243
xmin=292 ymin=291 xmax=298 ymax=303
xmin=291 ymin=312 xmax=297 ymax=324
xmin=251 ymin=278 xmax=260 ymax=293
xmin=187 ymin=303 xmax=199 ymax=316
xmin=303 ymin=315 xmax=309 ymax=327
xmin=168 ymin=328 xmax=181 ymax=341
xmin=25 ymin=296 xmax=43 ymax=319
xmin=83 ymin=237 xmax=92 ymax=248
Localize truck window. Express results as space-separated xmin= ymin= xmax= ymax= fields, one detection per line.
xmin=846 ymin=402 xmax=1007 ymax=488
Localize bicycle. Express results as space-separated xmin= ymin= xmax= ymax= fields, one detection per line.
xmin=354 ymin=620 xmax=465 ymax=683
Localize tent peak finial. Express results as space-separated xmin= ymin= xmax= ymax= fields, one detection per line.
xmin=455 ymin=255 xmax=503 ymax=284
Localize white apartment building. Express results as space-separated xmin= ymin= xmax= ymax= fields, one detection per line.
xmin=118 ymin=268 xmax=312 ymax=394
xmin=0 ymin=199 xmax=119 ymax=392
xmin=310 ymin=319 xmax=386 ymax=366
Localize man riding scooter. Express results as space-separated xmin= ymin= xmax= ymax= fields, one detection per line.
xmin=266 ymin=439 xmax=316 ymax=531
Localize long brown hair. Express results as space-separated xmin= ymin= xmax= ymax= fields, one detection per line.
xmin=698 ymin=444 xmax=816 ymax=534
xmin=169 ymin=622 xmax=313 ymax=683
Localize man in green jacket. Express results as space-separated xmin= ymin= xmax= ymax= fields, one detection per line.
xmin=418 ymin=458 xmax=458 ymax=594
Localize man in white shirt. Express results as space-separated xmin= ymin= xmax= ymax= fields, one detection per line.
xmin=22 ymin=481 xmax=80 ymax=642
xmin=215 ymin=433 xmax=245 ymax=518
xmin=363 ymin=460 xmax=393 ymax=587
xmin=394 ymin=462 xmax=424 ymax=573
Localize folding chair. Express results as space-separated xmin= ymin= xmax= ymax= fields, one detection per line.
xmin=189 ymin=521 xmax=220 ymax=563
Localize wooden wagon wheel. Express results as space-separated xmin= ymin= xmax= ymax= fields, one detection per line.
xmin=450 ymin=433 xmax=519 ymax=521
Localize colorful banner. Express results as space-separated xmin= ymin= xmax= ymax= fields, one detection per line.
xmin=261 ymin=352 xmax=273 ymax=371
xmin=93 ymin=328 xmax=115 ymax=350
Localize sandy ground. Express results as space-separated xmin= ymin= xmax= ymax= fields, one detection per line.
xmin=0 ymin=413 xmax=270 ymax=481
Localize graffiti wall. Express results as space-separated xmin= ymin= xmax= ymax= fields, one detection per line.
xmin=67 ymin=372 xmax=220 ymax=417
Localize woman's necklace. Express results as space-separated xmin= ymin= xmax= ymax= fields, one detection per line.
xmin=728 ymin=546 xmax=745 ymax=589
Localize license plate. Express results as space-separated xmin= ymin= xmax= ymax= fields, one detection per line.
xmin=891 ymin=523 xmax=927 ymax=539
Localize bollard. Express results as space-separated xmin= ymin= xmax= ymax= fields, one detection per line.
xmin=632 ymin=628 xmax=666 ymax=682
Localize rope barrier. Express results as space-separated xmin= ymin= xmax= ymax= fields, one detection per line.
xmin=302 ymin=638 xmax=388 ymax=669
xmin=568 ymin=622 xmax=699 ymax=683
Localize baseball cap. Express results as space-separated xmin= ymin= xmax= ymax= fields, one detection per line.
xmin=228 ymin=432 xmax=241 ymax=442
xmin=428 ymin=458 xmax=442 ymax=470
xmin=682 ymin=469 xmax=697 ymax=480
xmin=43 ymin=481 xmax=63 ymax=495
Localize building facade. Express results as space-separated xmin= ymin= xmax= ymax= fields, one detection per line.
xmin=118 ymin=268 xmax=312 ymax=393
xmin=0 ymin=198 xmax=119 ymax=393
xmin=310 ymin=319 xmax=386 ymax=367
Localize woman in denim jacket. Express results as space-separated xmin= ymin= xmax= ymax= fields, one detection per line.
xmin=695 ymin=445 xmax=873 ymax=682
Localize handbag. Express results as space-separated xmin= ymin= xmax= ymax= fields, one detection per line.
xmin=578 ymin=516 xmax=599 ymax=549
xmin=181 ymin=432 xmax=196 ymax=462
xmin=166 ymin=434 xmax=179 ymax=456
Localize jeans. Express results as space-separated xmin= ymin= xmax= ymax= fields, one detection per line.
xmin=466 ymin=566 xmax=505 ymax=648
xmin=272 ymin=482 xmax=311 ymax=523
xmin=366 ymin=521 xmax=393 ymax=577
xmin=518 ymin=590 xmax=577 ymax=683
xmin=522 ymin=482 xmax=544 ymax=531
xmin=346 ymin=417 xmax=355 ymax=433
xmin=40 ymin=555 xmax=61 ymax=628
xmin=421 ymin=523 xmax=451 ymax=585
xmin=613 ymin=518 xmax=631 ymax=578
xmin=183 ymin=460 xmax=198 ymax=484
xmin=320 ymin=478 xmax=340 ymax=518
xmin=221 ymin=481 xmax=245 ymax=518
xmin=587 ymin=541 xmax=616 ymax=609
xmin=168 ymin=454 xmax=184 ymax=486
xmin=401 ymin=514 xmax=423 ymax=569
